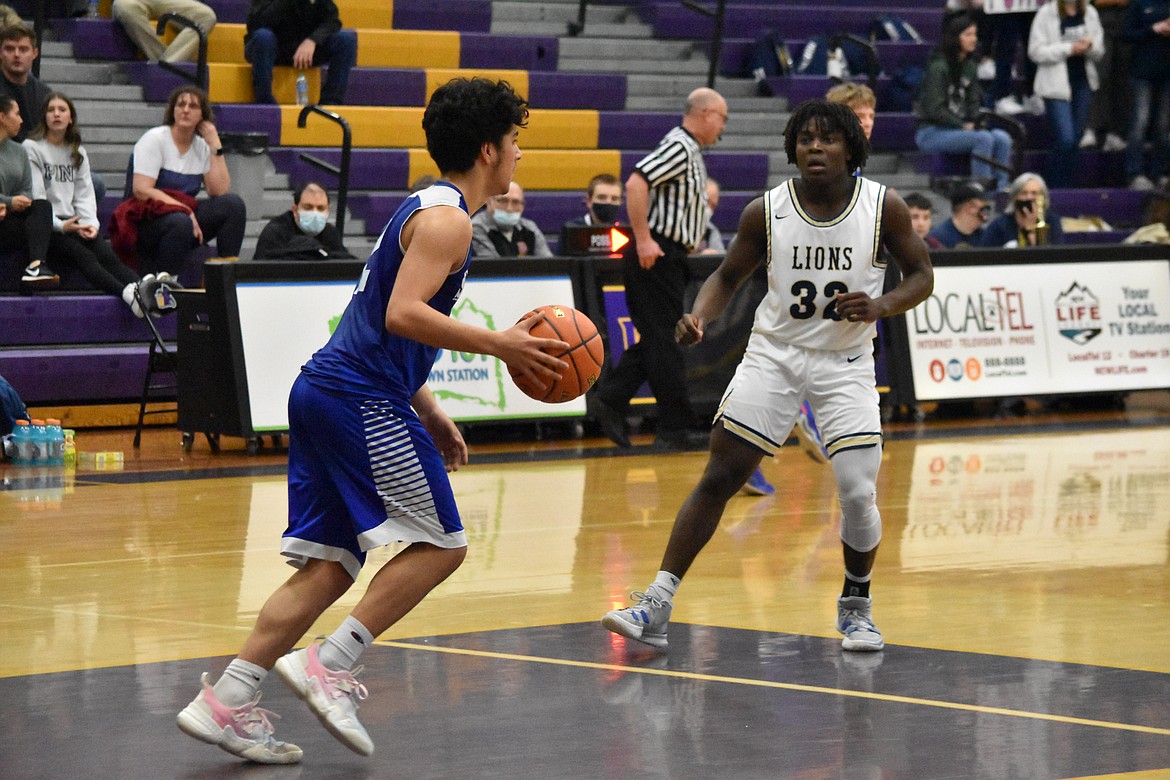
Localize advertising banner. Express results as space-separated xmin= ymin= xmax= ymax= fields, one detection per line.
xmin=235 ymin=275 xmax=584 ymax=430
xmin=906 ymin=259 xmax=1170 ymax=400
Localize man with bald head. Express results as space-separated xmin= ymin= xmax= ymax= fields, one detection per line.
xmin=592 ymin=87 xmax=728 ymax=451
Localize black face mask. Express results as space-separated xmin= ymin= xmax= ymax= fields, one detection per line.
xmin=591 ymin=202 xmax=620 ymax=224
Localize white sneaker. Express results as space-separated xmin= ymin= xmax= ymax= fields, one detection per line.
xmin=1130 ymin=175 xmax=1155 ymax=191
xmin=1024 ymin=94 xmax=1046 ymax=115
xmin=837 ymin=596 xmax=885 ymax=652
xmin=995 ymin=96 xmax=1026 ymax=116
xmin=1102 ymin=133 xmax=1127 ymax=152
xmin=976 ymin=57 xmax=995 ymax=81
xmin=176 ymin=673 xmax=303 ymax=764
xmin=601 ymin=590 xmax=672 ymax=649
xmin=275 ymin=638 xmax=374 ymax=756
xmin=1079 ymin=129 xmax=1097 ymax=149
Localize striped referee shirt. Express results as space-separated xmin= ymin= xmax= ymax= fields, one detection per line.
xmin=633 ymin=126 xmax=708 ymax=251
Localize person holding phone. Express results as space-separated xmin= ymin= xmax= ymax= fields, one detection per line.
xmin=126 ymin=85 xmax=246 ymax=278
xmin=980 ymin=172 xmax=1065 ymax=247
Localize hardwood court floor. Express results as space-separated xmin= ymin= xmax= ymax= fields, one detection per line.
xmin=2 ymin=395 xmax=1170 ymax=779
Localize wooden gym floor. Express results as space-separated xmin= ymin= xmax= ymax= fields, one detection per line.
xmin=2 ymin=394 xmax=1170 ymax=779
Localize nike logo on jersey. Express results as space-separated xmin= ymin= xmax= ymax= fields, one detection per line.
xmin=775 ymin=214 xmax=788 ymax=220
xmin=847 ymin=354 xmax=863 ymax=363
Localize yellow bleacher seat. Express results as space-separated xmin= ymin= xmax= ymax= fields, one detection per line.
xmin=335 ymin=0 xmax=394 ymax=31
xmin=406 ymin=149 xmax=621 ymax=192
xmin=204 ymin=25 xmax=460 ymax=69
xmin=207 ymin=63 xmax=322 ymax=104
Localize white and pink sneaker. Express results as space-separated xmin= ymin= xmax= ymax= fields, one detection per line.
xmin=275 ymin=638 xmax=373 ymax=756
xmin=176 ymin=672 xmax=302 ymax=764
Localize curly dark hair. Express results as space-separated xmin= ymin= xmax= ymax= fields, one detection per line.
xmin=423 ymin=78 xmax=529 ymax=174
xmin=782 ymin=99 xmax=870 ymax=174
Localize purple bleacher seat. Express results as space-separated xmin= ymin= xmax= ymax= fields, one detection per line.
xmin=460 ymin=34 xmax=558 ymax=71
xmin=53 ymin=18 xmax=139 ymax=61
xmin=0 ymin=345 xmax=156 ymax=404
xmin=599 ymin=113 xmax=678 ymax=150
xmin=648 ymin=4 xmax=944 ymax=43
xmin=394 ymin=0 xmax=491 ymax=33
xmin=212 ymin=104 xmax=284 ymax=145
xmin=0 ymin=295 xmax=176 ymax=346
xmin=1061 ymin=231 xmax=1130 ymax=245
xmin=343 ymin=69 xmax=428 ymax=106
xmin=869 ymin=113 xmax=918 ymax=152
xmin=1019 ymin=151 xmax=1126 ymax=188
xmin=718 ymin=38 xmax=932 ymax=78
xmin=1045 ymin=189 xmax=1146 ymax=228
xmin=529 ymin=73 xmax=626 ymax=111
xmin=202 ymin=0 xmax=249 ymax=24
xmin=618 ymin=151 xmax=769 ymax=192
xmin=270 ymin=148 xmax=412 ymax=191
xmin=124 ymin=62 xmax=203 ymax=103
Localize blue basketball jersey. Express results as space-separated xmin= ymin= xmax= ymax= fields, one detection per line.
xmin=302 ymin=182 xmax=472 ymax=401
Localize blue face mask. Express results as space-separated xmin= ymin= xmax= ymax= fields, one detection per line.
xmin=297 ymin=209 xmax=327 ymax=236
xmin=492 ymin=209 xmax=522 ymax=229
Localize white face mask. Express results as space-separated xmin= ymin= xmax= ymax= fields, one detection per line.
xmin=492 ymin=209 xmax=521 ymax=229
xmin=297 ymin=209 xmax=327 ymax=236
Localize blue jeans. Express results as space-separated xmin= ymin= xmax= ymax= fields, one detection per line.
xmin=915 ymin=125 xmax=1014 ymax=189
xmin=1043 ymin=85 xmax=1092 ymax=188
xmin=245 ymin=28 xmax=358 ymax=105
xmin=1125 ymin=78 xmax=1170 ymax=182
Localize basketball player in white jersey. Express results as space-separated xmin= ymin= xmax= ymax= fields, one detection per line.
xmin=603 ymin=99 xmax=933 ymax=653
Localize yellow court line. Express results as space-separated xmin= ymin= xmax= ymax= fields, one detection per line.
xmin=379 ymin=640 xmax=1170 ymax=738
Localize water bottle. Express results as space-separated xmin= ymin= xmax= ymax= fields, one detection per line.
xmin=63 ymin=429 xmax=76 ymax=466
xmin=295 ymin=73 xmax=309 ymax=106
xmin=28 ymin=419 xmax=48 ymax=464
xmin=10 ymin=419 xmax=32 ymax=463
xmin=87 ymin=0 xmax=100 ymax=18
xmin=44 ymin=419 xmax=65 ymax=465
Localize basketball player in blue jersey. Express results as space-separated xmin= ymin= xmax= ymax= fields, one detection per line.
xmin=177 ymin=78 xmax=568 ymax=764
xmin=603 ymin=100 xmax=933 ymax=654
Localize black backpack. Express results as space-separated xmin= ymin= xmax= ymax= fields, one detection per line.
xmin=745 ymin=29 xmax=793 ymax=95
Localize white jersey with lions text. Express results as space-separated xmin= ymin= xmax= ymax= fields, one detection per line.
xmin=753 ymin=176 xmax=887 ymax=352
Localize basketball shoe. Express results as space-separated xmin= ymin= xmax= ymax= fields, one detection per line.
xmin=795 ymin=401 xmax=829 ymax=464
xmin=274 ymin=638 xmax=374 ymax=756
xmin=740 ymin=466 xmax=775 ymax=496
xmin=601 ymin=590 xmax=671 ymax=649
xmin=176 ymin=673 xmax=303 ymax=764
xmin=836 ymin=596 xmax=885 ymax=652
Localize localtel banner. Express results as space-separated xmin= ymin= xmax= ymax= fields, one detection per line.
xmin=906 ymin=259 xmax=1170 ymax=400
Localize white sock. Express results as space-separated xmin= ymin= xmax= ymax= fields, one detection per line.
xmin=319 ymin=615 xmax=374 ymax=671
xmin=646 ymin=570 xmax=681 ymax=603
xmin=213 ymin=658 xmax=267 ymax=707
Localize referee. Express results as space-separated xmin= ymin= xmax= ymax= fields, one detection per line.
xmin=593 ymin=87 xmax=728 ymax=451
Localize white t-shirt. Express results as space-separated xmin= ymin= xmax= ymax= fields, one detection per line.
xmin=132 ymin=125 xmax=210 ymax=197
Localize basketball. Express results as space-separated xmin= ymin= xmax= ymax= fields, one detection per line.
xmin=508 ymin=305 xmax=604 ymax=403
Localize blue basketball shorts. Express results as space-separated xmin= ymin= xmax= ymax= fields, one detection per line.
xmin=282 ymin=374 xmax=467 ymax=581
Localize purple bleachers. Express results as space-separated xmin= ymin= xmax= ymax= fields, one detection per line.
xmin=1061 ymin=230 xmax=1129 ymax=245
xmin=271 ymin=149 xmax=411 ymax=191
xmin=0 ymin=295 xmax=176 ymax=346
xmin=647 ymin=4 xmax=945 ymax=43
xmin=718 ymin=39 xmax=932 ymax=78
xmin=1045 ymin=190 xmax=1146 ymax=228
xmin=0 ymin=345 xmax=155 ymax=404
xmin=393 ymin=0 xmax=491 ymax=33
xmin=459 ymin=33 xmax=558 ymax=71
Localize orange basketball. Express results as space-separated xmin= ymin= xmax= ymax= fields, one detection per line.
xmin=508 ymin=305 xmax=605 ymax=403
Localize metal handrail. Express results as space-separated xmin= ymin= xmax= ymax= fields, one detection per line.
xmin=155 ymin=12 xmax=208 ymax=90
xmin=297 ymin=105 xmax=352 ymax=236
xmin=567 ymin=0 xmax=587 ymax=36
xmin=682 ymin=0 xmax=728 ymax=90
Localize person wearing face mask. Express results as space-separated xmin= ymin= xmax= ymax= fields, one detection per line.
xmin=561 ymin=172 xmax=624 ymax=235
xmin=470 ymin=180 xmax=552 ymax=258
xmin=980 ymin=172 xmax=1065 ymax=247
xmin=253 ymin=181 xmax=354 ymax=260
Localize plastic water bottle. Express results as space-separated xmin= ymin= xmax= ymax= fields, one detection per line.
xmin=10 ymin=419 xmax=32 ymax=463
xmin=295 ymin=73 xmax=309 ymax=106
xmin=28 ymin=419 xmax=47 ymax=463
xmin=63 ymin=429 xmax=76 ymax=466
xmin=87 ymin=0 xmax=100 ymax=18
xmin=44 ymin=419 xmax=65 ymax=464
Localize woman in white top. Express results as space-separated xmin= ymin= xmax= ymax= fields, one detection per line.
xmin=24 ymin=92 xmax=162 ymax=315
xmin=129 ymin=85 xmax=246 ymax=280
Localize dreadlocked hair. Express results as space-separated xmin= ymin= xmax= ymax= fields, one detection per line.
xmin=782 ymin=98 xmax=870 ymax=174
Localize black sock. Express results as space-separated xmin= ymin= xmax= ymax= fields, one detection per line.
xmin=842 ymin=576 xmax=870 ymax=599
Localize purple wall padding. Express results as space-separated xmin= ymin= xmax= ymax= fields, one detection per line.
xmin=459 ymin=34 xmax=558 ymax=71
xmin=528 ymin=72 xmax=626 ymax=111
xmin=393 ymin=0 xmax=491 ymax=32
xmin=269 ymin=148 xmax=412 ymax=190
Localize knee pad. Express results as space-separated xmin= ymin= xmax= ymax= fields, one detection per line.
xmin=833 ymin=446 xmax=883 ymax=553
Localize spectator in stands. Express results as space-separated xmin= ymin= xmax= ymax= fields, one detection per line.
xmin=0 ymin=93 xmax=54 ymax=288
xmin=1082 ymin=0 xmax=1131 ymax=153
xmin=696 ymin=176 xmax=725 ymax=254
xmin=244 ymin=0 xmax=357 ymax=105
xmin=122 ymin=85 xmax=246 ymax=279
xmin=1122 ymin=0 xmax=1170 ymax=190
xmin=112 ymin=0 xmax=217 ymax=64
xmin=0 ymin=25 xmax=49 ymax=145
xmin=1124 ymin=188 xmax=1170 ymax=242
xmin=928 ymin=179 xmax=991 ymax=247
xmin=564 ymin=172 xmax=623 ymax=229
xmin=916 ymin=14 xmax=1014 ymax=190
xmin=904 ymin=191 xmax=941 ymax=247
xmin=826 ymin=82 xmax=875 ymax=140
xmin=988 ymin=7 xmax=1044 ymax=115
xmin=471 ymin=180 xmax=552 ymax=258
xmin=254 ymin=181 xmax=354 ymax=260
xmin=980 ymin=172 xmax=1066 ymax=246
xmin=23 ymin=92 xmax=172 ymax=315
xmin=1028 ymin=0 xmax=1105 ymax=189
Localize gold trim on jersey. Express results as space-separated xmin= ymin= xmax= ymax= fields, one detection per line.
xmin=872 ymin=184 xmax=888 ymax=269
xmin=764 ymin=188 xmax=773 ymax=272
xmin=825 ymin=431 xmax=883 ymax=458
xmin=788 ymin=177 xmax=862 ymax=228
